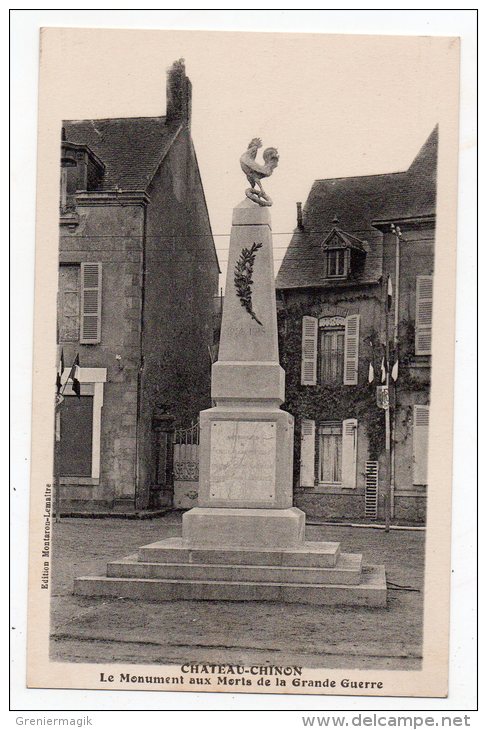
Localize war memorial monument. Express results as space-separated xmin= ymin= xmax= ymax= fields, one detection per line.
xmin=74 ymin=141 xmax=387 ymax=607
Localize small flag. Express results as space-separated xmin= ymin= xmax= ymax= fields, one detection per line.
xmin=391 ymin=360 xmax=399 ymax=382
xmin=380 ymin=357 xmax=386 ymax=384
xmin=68 ymin=354 xmax=81 ymax=398
xmin=368 ymin=362 xmax=374 ymax=383
xmin=387 ymin=275 xmax=393 ymax=312
xmin=56 ymin=348 xmax=64 ymax=395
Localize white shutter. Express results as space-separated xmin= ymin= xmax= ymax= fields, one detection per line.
xmin=413 ymin=405 xmax=429 ymax=485
xmin=80 ymin=263 xmax=102 ymax=344
xmin=300 ymin=419 xmax=316 ymax=487
xmin=301 ymin=316 xmax=318 ymax=386
xmin=343 ymin=314 xmax=360 ymax=385
xmin=341 ymin=418 xmax=358 ymax=488
xmin=415 ymin=276 xmax=433 ymax=355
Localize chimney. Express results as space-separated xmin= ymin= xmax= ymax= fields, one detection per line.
xmin=296 ymin=202 xmax=304 ymax=230
xmin=166 ymin=58 xmax=192 ymax=128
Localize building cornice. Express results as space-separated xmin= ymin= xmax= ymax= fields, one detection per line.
xmin=371 ymin=214 xmax=435 ymax=232
xmin=276 ymin=279 xmax=381 ymax=292
xmin=75 ymin=191 xmax=151 ymax=208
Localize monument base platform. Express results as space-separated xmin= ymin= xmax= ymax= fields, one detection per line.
xmin=74 ymin=536 xmax=387 ymax=607
xmin=182 ymin=507 xmax=305 ymax=548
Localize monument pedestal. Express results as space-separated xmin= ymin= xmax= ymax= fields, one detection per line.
xmin=182 ymin=507 xmax=305 ymax=549
xmin=74 ymin=197 xmax=386 ymax=607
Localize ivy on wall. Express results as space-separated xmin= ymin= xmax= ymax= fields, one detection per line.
xmin=277 ymin=300 xmax=431 ymax=487
xmin=277 ymin=301 xmax=385 ymax=485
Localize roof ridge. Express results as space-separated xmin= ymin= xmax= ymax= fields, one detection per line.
xmin=313 ymin=170 xmax=406 ymax=183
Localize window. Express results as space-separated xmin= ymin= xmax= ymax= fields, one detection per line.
xmin=57 ymin=367 xmax=107 ymax=483
xmin=301 ymin=314 xmax=360 ymax=386
xmin=59 ymin=395 xmax=94 ymax=477
xmin=58 ymin=265 xmax=80 ymax=342
xmin=60 ymin=158 xmax=77 ymax=214
xmin=57 ymin=262 xmax=103 ymax=344
xmin=300 ymin=418 xmax=358 ymax=489
xmin=413 ymin=405 xmax=429 ymax=485
xmin=318 ymin=423 xmax=342 ymax=484
xmin=326 ymin=249 xmax=346 ymax=278
xmin=318 ymin=318 xmax=345 ymax=383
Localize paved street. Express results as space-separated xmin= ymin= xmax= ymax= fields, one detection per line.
xmin=50 ymin=513 xmax=424 ymax=670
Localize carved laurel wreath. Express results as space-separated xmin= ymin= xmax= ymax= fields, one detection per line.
xmin=234 ymin=241 xmax=263 ymax=326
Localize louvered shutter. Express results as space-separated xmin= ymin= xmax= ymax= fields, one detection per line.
xmin=80 ymin=263 xmax=102 ymax=344
xmin=301 ymin=316 xmax=318 ymax=386
xmin=343 ymin=314 xmax=360 ymax=385
xmin=415 ymin=276 xmax=433 ymax=355
xmin=365 ymin=461 xmax=379 ymax=518
xmin=413 ymin=405 xmax=429 ymax=485
xmin=300 ymin=419 xmax=316 ymax=487
xmin=341 ymin=418 xmax=358 ymax=488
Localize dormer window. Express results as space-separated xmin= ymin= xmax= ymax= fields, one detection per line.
xmin=326 ymin=249 xmax=348 ymax=278
xmin=60 ymin=139 xmax=105 ymax=209
xmin=321 ymin=226 xmax=367 ymax=281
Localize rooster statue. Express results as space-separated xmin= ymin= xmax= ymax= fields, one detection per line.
xmin=240 ymin=138 xmax=279 ymax=206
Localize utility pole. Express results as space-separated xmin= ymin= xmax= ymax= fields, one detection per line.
xmin=53 ymin=394 xmax=63 ymax=523
xmin=390 ymin=224 xmax=402 ymax=521
xmin=383 ymin=280 xmax=391 ymax=533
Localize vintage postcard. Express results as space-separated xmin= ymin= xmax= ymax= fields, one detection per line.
xmin=27 ymin=27 xmax=460 ymax=697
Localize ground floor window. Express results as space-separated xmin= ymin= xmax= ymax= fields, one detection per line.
xmin=57 ymin=366 xmax=106 ymax=483
xmin=59 ymin=395 xmax=94 ymax=477
xmin=318 ymin=423 xmax=342 ymax=485
xmin=413 ymin=404 xmax=429 ymax=485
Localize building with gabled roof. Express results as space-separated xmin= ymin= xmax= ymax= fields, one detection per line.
xmin=276 ymin=128 xmax=437 ymax=523
xmin=57 ymin=60 xmax=220 ymax=513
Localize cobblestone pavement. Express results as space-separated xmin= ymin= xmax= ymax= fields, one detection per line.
xmin=50 ymin=513 xmax=424 ymax=670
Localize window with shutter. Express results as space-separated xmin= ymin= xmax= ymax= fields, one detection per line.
xmin=58 ymin=265 xmax=80 ymax=342
xmin=80 ymin=263 xmax=102 ymax=344
xmin=415 ymin=275 xmax=433 ymax=355
xmin=301 ymin=316 xmax=318 ymax=386
xmin=343 ymin=314 xmax=360 ymax=385
xmin=341 ymin=418 xmax=358 ymax=489
xmin=318 ymin=422 xmax=342 ymax=485
xmin=413 ymin=405 xmax=429 ymax=485
xmin=318 ymin=316 xmax=345 ymax=383
xmin=300 ymin=419 xmax=316 ymax=487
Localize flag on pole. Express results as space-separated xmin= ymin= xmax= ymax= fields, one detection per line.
xmin=380 ymin=357 xmax=386 ymax=384
xmin=56 ymin=348 xmax=64 ymax=395
xmin=391 ymin=359 xmax=399 ymax=382
xmin=368 ymin=362 xmax=374 ymax=383
xmin=68 ymin=354 xmax=81 ymax=398
xmin=387 ymin=275 xmax=393 ymax=311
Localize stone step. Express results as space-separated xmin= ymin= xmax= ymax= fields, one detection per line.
xmin=107 ymin=552 xmax=363 ymax=585
xmin=74 ymin=565 xmax=387 ymax=607
xmin=137 ymin=537 xmax=341 ymax=568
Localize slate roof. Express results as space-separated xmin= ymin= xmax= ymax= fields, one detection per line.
xmin=63 ymin=117 xmax=180 ymax=191
xmin=276 ymin=127 xmax=438 ymax=290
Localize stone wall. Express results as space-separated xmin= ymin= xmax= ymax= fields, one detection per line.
xmin=59 ymin=200 xmax=145 ymax=508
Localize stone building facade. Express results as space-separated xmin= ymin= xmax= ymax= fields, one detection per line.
xmin=57 ymin=60 xmax=220 ymax=512
xmin=276 ymin=128 xmax=437 ymax=524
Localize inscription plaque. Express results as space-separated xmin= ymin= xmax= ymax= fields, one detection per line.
xmin=210 ymin=420 xmax=276 ymax=502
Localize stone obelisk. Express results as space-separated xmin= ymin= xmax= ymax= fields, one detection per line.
xmin=181 ymin=139 xmax=305 ymax=547
xmin=182 ymin=194 xmax=303 ymax=548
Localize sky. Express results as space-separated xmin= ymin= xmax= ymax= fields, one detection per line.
xmin=39 ymin=27 xmax=448 ymax=290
